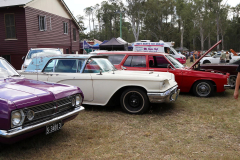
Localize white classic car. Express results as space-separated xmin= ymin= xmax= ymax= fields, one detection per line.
xmin=18 ymin=55 xmax=180 ymax=114
xmin=200 ymin=53 xmax=240 ymax=64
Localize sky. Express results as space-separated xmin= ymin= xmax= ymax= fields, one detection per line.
xmin=64 ymin=0 xmax=240 ymax=32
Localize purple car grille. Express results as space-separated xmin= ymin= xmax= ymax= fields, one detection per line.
xmin=23 ymin=96 xmax=75 ymax=127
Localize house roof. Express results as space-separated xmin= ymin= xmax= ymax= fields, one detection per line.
xmin=0 ymin=0 xmax=80 ymax=29
xmin=0 ymin=0 xmax=33 ymax=8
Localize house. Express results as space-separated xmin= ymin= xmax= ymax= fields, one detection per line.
xmin=0 ymin=0 xmax=80 ymax=69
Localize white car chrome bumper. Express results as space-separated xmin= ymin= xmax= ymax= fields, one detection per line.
xmin=147 ymin=86 xmax=180 ymax=103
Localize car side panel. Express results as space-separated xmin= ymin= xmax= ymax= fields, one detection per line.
xmin=181 ymin=70 xmax=227 ymax=93
xmin=89 ymin=74 xmax=161 ymax=105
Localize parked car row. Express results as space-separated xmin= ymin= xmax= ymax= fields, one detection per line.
xmin=0 ymin=42 xmax=234 ymax=144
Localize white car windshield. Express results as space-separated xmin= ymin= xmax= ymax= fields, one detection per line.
xmin=0 ymin=59 xmax=19 ymax=78
xmin=83 ymin=58 xmax=116 ymax=73
xmin=27 ymin=50 xmax=62 ymax=59
xmin=165 ymin=55 xmax=184 ymax=69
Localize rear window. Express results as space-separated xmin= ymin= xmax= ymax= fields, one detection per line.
xmin=103 ymin=55 xmax=125 ymax=64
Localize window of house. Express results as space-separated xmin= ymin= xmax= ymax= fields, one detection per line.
xmin=39 ymin=15 xmax=46 ymax=31
xmin=63 ymin=22 xmax=68 ymax=34
xmin=149 ymin=56 xmax=170 ymax=68
xmin=123 ymin=56 xmax=146 ymax=67
xmin=5 ymin=14 xmax=16 ymax=39
xmin=73 ymin=28 xmax=76 ymax=41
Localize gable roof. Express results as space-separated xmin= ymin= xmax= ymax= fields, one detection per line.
xmin=0 ymin=0 xmax=33 ymax=8
xmin=0 ymin=0 xmax=80 ymax=29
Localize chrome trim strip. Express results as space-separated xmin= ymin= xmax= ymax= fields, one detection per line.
xmin=0 ymin=106 xmax=84 ymax=138
xmin=224 ymin=85 xmax=232 ymax=89
xmin=147 ymin=86 xmax=180 ymax=103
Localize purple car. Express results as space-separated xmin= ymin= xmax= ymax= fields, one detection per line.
xmin=0 ymin=57 xmax=84 ymax=144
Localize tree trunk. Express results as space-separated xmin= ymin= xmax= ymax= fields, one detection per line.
xmin=222 ymin=35 xmax=224 ymax=50
xmin=180 ymin=25 xmax=184 ymax=53
xmin=193 ymin=38 xmax=195 ymax=50
xmin=89 ymin=15 xmax=91 ymax=32
xmin=200 ymin=26 xmax=204 ymax=51
xmin=208 ymin=33 xmax=211 ymax=49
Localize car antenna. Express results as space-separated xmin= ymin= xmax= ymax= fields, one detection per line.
xmin=36 ymin=53 xmax=38 ymax=81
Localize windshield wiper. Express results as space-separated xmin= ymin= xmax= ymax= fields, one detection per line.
xmin=9 ymin=75 xmax=21 ymax=77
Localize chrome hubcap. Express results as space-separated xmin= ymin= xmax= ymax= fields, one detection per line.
xmin=229 ymin=76 xmax=236 ymax=86
xmin=196 ymin=82 xmax=211 ymax=96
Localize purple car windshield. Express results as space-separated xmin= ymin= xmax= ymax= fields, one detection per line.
xmin=0 ymin=59 xmax=19 ymax=78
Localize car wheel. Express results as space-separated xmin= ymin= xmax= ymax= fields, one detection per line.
xmin=120 ymin=88 xmax=149 ymax=114
xmin=193 ymin=81 xmax=214 ymax=97
xmin=203 ymin=60 xmax=211 ymax=64
xmin=229 ymin=76 xmax=236 ymax=87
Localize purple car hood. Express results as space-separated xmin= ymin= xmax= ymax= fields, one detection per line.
xmin=0 ymin=77 xmax=81 ymax=109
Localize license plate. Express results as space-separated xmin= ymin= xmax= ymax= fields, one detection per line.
xmin=46 ymin=121 xmax=62 ymax=135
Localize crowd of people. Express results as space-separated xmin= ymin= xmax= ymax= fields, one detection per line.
xmin=180 ymin=50 xmax=239 ymax=63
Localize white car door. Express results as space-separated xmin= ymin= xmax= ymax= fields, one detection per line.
xmin=44 ymin=59 xmax=94 ymax=102
xmin=211 ymin=54 xmax=221 ymax=63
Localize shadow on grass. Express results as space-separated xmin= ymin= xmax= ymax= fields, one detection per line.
xmin=148 ymin=103 xmax=176 ymax=116
xmin=83 ymin=103 xmax=178 ymax=116
xmin=0 ymin=124 xmax=94 ymax=156
xmin=83 ymin=104 xmax=122 ymax=113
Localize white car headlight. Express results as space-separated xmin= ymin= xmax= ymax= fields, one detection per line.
xmin=76 ymin=94 xmax=83 ymax=106
xmin=11 ymin=110 xmax=25 ymax=128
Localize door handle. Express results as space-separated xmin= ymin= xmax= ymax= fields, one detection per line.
xmin=149 ymin=69 xmax=154 ymax=71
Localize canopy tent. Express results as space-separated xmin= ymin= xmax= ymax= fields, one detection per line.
xmin=175 ymin=47 xmax=189 ymax=51
xmin=92 ymin=43 xmax=100 ymax=49
xmin=94 ymin=39 xmax=102 ymax=44
xmin=101 ymin=40 xmax=109 ymax=45
xmin=99 ymin=38 xmax=128 ymax=51
xmin=117 ymin=37 xmax=133 ymax=51
xmin=80 ymin=41 xmax=93 ymax=54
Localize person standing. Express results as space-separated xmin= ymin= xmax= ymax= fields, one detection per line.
xmin=234 ymin=65 xmax=240 ymax=99
xmin=220 ymin=50 xmax=226 ymax=63
xmin=226 ymin=51 xmax=231 ymax=63
xmin=193 ymin=50 xmax=198 ymax=62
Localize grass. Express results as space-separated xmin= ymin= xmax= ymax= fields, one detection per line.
xmin=0 ymin=59 xmax=239 ymax=160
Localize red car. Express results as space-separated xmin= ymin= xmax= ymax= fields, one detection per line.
xmin=98 ymin=51 xmax=230 ymax=97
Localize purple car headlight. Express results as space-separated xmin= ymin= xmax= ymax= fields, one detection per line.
xmin=75 ymin=94 xmax=82 ymax=106
xmin=11 ymin=110 xmax=25 ymax=128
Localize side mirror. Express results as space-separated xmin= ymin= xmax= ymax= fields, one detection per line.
xmin=98 ymin=69 xmax=102 ymax=75
xmin=121 ymin=66 xmax=127 ymax=70
xmin=167 ymin=64 xmax=175 ymax=70
xmin=22 ymin=56 xmax=25 ymax=60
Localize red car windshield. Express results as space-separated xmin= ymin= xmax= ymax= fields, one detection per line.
xmin=165 ymin=55 xmax=184 ymax=69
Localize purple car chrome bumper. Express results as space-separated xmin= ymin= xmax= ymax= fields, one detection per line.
xmin=0 ymin=106 xmax=84 ymax=139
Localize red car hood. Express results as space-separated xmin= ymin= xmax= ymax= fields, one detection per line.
xmin=190 ymin=40 xmax=222 ymax=69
